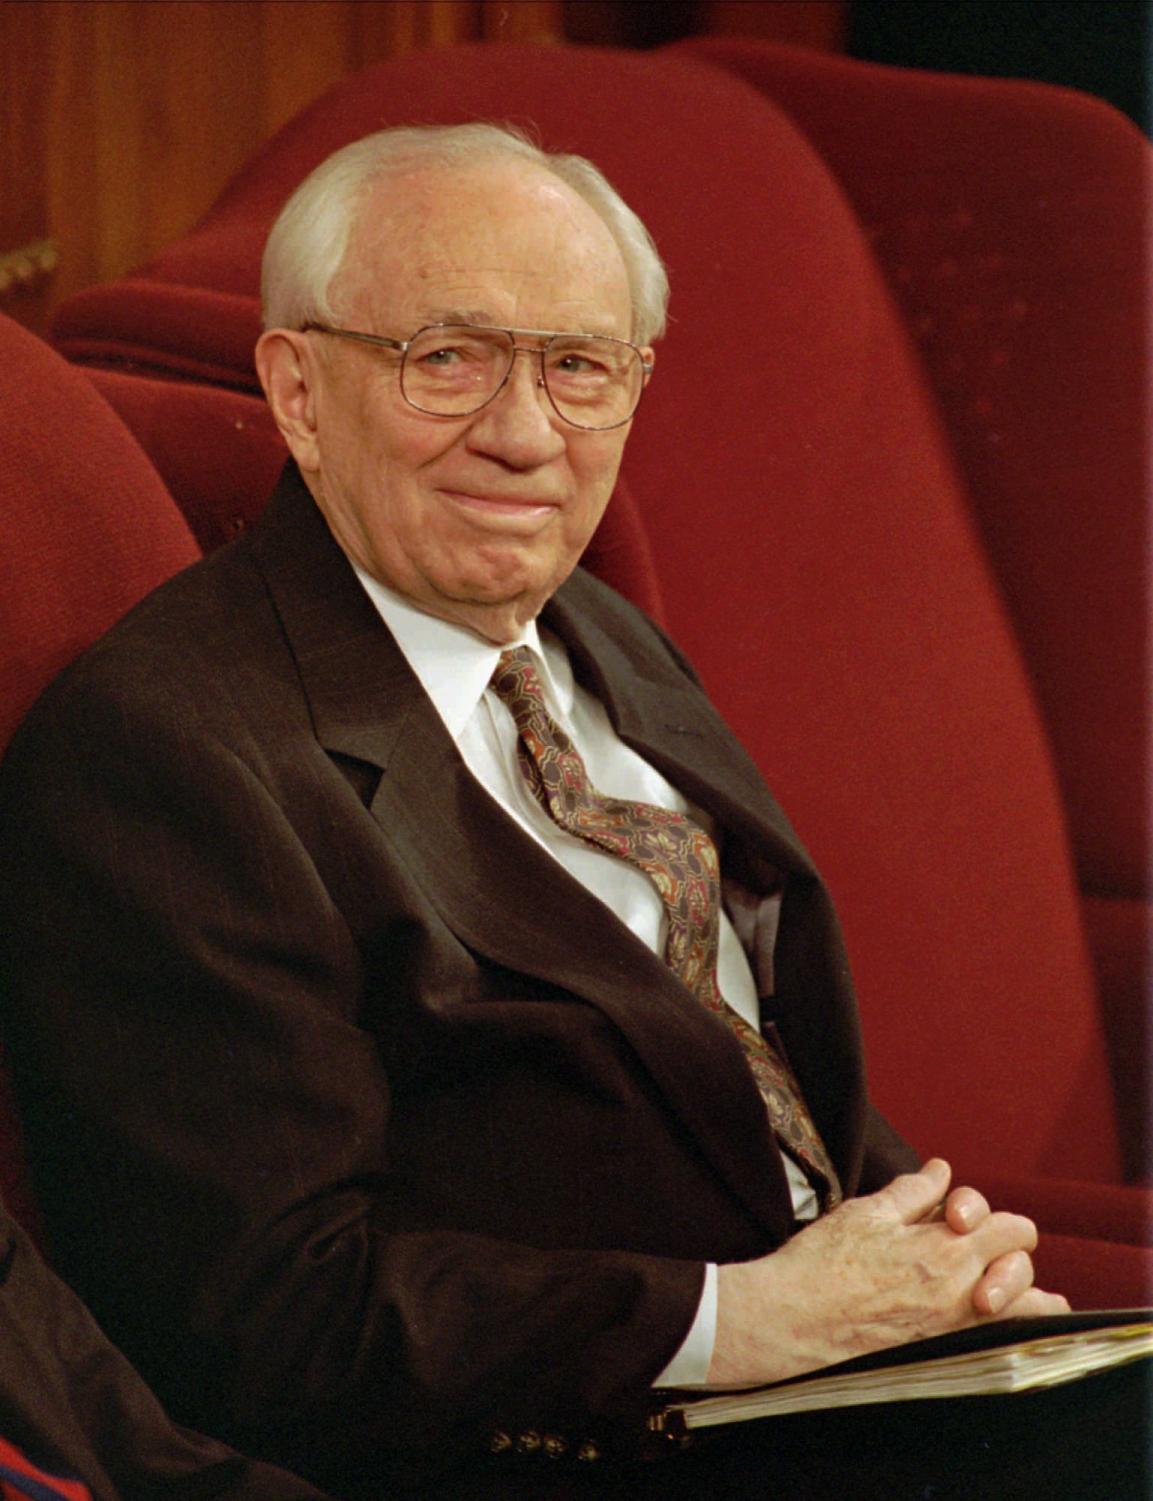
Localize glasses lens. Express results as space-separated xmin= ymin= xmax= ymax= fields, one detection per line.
xmin=542 ymin=337 xmax=643 ymax=430
xmin=401 ymin=326 xmax=511 ymax=416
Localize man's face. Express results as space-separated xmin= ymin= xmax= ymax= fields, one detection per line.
xmin=259 ymin=158 xmax=646 ymax=642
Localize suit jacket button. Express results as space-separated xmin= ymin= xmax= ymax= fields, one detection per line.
xmin=543 ymin=1434 xmax=567 ymax=1459
xmin=489 ymin=1431 xmax=512 ymax=1455
xmin=576 ymin=1439 xmax=602 ymax=1463
xmin=516 ymin=1431 xmax=542 ymax=1455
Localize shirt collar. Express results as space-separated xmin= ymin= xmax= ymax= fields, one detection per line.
xmin=353 ymin=566 xmax=570 ymax=740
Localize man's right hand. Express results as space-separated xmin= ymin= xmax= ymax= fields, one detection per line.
xmin=708 ymin=1158 xmax=1070 ymax=1387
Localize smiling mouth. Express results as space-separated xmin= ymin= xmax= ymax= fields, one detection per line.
xmin=440 ymin=489 xmax=560 ymax=521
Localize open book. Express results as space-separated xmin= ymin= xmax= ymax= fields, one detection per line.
xmin=650 ymin=1309 xmax=1152 ymax=1437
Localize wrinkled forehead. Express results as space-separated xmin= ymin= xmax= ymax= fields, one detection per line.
xmin=331 ymin=158 xmax=632 ymax=334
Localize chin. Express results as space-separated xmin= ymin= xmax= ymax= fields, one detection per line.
xmin=448 ymin=559 xmax=559 ymax=608
xmin=431 ymin=573 xmax=551 ymax=640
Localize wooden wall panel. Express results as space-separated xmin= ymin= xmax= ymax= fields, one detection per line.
xmin=479 ymin=1 xmax=564 ymax=42
xmin=0 ymin=3 xmax=53 ymax=330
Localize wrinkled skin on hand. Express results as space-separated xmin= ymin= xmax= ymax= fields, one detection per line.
xmin=709 ymin=1159 xmax=1070 ymax=1387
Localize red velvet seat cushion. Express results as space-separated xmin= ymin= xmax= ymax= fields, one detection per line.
xmin=80 ymin=371 xmax=280 ymax=552
xmin=47 ymin=44 xmax=1120 ymax=1184
xmin=1033 ymin=1234 xmax=1152 ymax=1312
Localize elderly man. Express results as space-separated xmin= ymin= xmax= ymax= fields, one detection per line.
xmin=4 ymin=123 xmax=1134 ymax=1501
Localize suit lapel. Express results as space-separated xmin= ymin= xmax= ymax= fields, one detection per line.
xmin=248 ymin=467 xmax=803 ymax=1234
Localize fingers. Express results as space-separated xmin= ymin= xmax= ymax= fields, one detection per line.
xmin=972 ymin=1248 xmax=1035 ymax=1315
xmin=944 ymin=1185 xmax=991 ymax=1234
xmin=876 ymin=1158 xmax=953 ymax=1225
xmin=937 ymin=1187 xmax=1058 ymax=1322
xmin=1001 ymin=1287 xmax=1072 ymax=1319
xmin=969 ymin=1209 xmax=1038 ymax=1265
xmin=900 ymin=1175 xmax=1041 ymax=1319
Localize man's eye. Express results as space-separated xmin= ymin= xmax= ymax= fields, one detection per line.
xmin=421 ymin=346 xmax=465 ymax=366
xmin=550 ymin=350 xmax=610 ymax=378
xmin=417 ymin=340 xmax=496 ymax=372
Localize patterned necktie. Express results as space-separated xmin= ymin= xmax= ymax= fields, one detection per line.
xmin=490 ymin=647 xmax=842 ymax=1210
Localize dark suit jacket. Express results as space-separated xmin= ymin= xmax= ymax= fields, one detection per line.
xmin=0 ymin=463 xmax=916 ymax=1495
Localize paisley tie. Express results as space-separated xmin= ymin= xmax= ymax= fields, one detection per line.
xmin=490 ymin=646 xmax=842 ymax=1210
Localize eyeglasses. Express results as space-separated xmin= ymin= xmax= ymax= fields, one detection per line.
xmin=302 ymin=321 xmax=652 ymax=431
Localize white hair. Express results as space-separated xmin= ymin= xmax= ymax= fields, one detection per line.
xmin=260 ymin=122 xmax=668 ymax=343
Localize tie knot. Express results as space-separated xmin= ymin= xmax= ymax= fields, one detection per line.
xmin=490 ymin=647 xmax=541 ymax=709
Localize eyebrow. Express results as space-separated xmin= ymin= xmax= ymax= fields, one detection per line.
xmin=418 ymin=309 xmax=618 ymax=339
xmin=421 ymin=308 xmax=499 ymax=327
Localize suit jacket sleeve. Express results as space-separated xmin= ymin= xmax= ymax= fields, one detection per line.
xmin=859 ymin=1107 xmax=921 ymax=1190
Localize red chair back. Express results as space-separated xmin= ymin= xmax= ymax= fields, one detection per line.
xmin=0 ymin=313 xmax=199 ymax=749
xmin=678 ymin=35 xmax=1151 ymax=904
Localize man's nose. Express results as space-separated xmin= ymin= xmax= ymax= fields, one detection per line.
xmin=465 ymin=348 xmax=567 ymax=466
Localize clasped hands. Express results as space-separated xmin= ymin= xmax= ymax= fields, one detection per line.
xmin=708 ymin=1158 xmax=1070 ymax=1387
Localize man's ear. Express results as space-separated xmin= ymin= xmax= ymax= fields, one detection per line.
xmin=255 ymin=329 xmax=322 ymax=474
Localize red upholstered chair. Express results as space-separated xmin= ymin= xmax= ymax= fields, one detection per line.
xmin=43 ymin=41 xmax=1151 ymax=1305
xmin=0 ymin=311 xmax=200 ymax=1233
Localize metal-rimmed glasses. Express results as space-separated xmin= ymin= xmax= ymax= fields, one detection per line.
xmin=302 ymin=321 xmax=653 ymax=431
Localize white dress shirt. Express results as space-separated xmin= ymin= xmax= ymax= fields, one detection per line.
xmin=354 ymin=567 xmax=817 ymax=1387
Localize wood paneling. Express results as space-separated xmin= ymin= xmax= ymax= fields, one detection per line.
xmin=0 ymin=3 xmax=54 ymax=329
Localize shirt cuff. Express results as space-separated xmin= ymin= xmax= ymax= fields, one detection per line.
xmin=652 ymin=1262 xmax=717 ymax=1387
